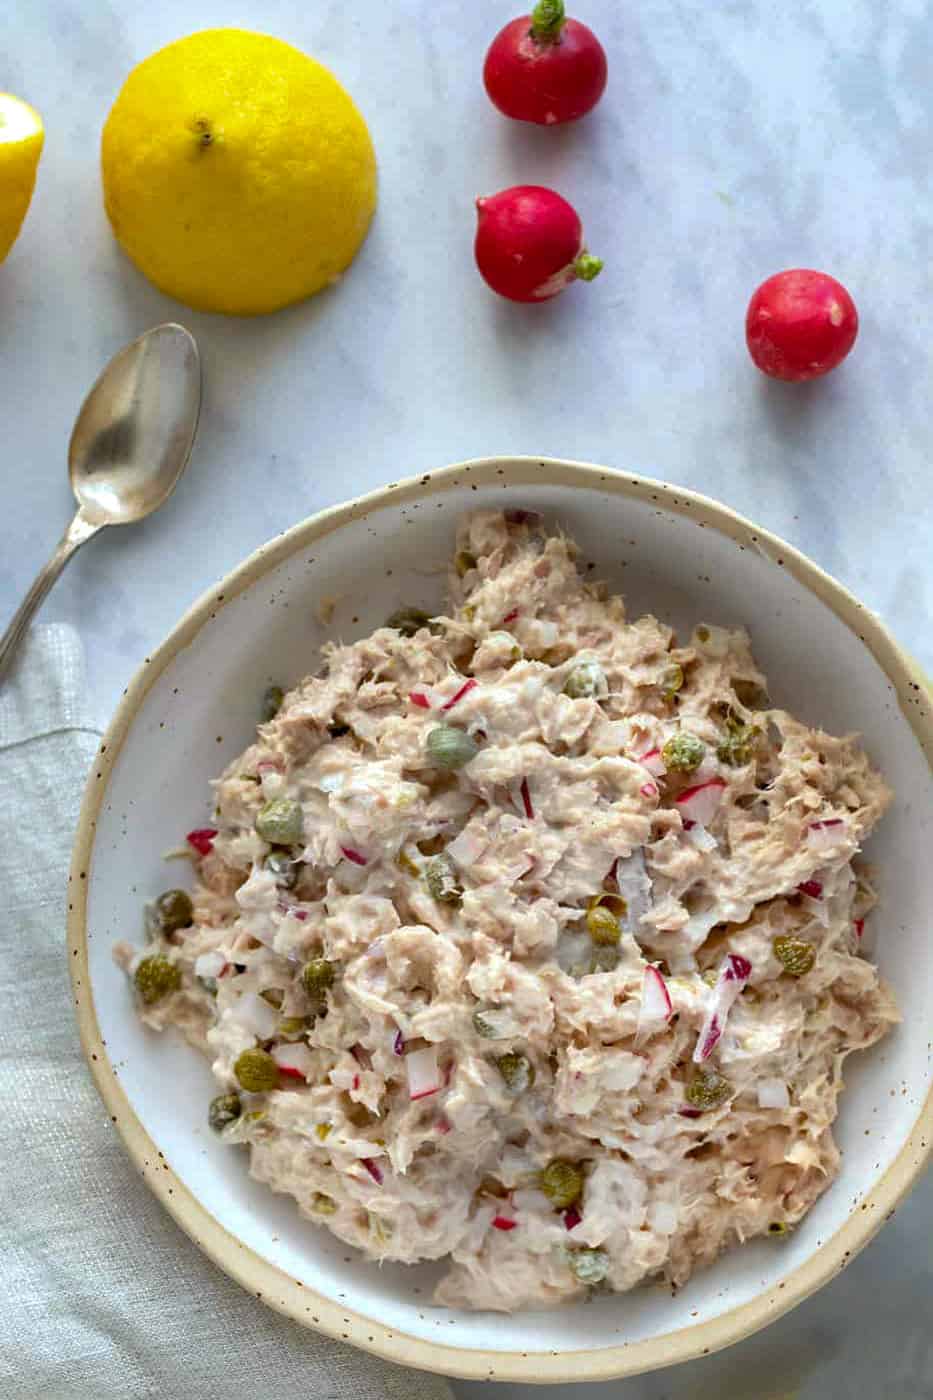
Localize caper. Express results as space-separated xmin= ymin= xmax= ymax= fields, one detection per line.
xmin=154 ymin=888 xmax=194 ymax=934
xmin=208 ymin=1092 xmax=242 ymax=1132
xmin=302 ymin=958 xmax=336 ymax=1003
xmin=569 ymin=1248 xmax=610 ymax=1285
xmin=425 ymin=853 xmax=462 ymax=904
xmin=684 ymin=1070 xmax=731 ymax=1111
xmin=266 ymin=850 xmax=298 ymax=889
xmin=261 ymin=685 xmax=284 ymax=722
xmin=773 ymin=935 xmax=816 ymax=977
xmin=426 ymin=724 xmax=478 ymax=770
xmin=386 ymin=606 xmax=431 ymax=637
xmin=233 ymin=1048 xmax=280 ymax=1093
xmin=662 ymin=732 xmax=706 ymax=773
xmin=696 ymin=625 xmax=711 ymax=643
xmin=661 ymin=663 xmax=685 ymax=702
xmin=255 ymin=798 xmax=303 ymax=845
xmin=586 ymin=904 xmax=620 ymax=945
xmin=134 ymin=954 xmax=182 ymax=1005
xmin=540 ymin=1159 xmax=585 ymax=1208
xmin=455 ymin=550 xmax=477 ymax=577
xmin=563 ymin=660 xmax=606 ymax=700
xmin=497 ymin=1052 xmax=535 ymax=1093
xmin=278 ymin=1016 xmax=308 ymax=1038
xmin=718 ymin=716 xmax=760 ymax=767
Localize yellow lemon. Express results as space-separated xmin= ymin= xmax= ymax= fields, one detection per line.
xmin=0 ymin=94 xmax=44 ymax=263
xmin=101 ymin=29 xmax=377 ymax=315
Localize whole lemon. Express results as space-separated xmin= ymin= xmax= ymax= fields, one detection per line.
xmin=101 ymin=29 xmax=377 ymax=315
xmin=0 ymin=94 xmax=44 ymax=263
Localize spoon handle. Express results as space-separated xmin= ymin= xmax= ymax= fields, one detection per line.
xmin=0 ymin=511 xmax=102 ymax=683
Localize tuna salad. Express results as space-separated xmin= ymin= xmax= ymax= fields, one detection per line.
xmin=115 ymin=509 xmax=897 ymax=1312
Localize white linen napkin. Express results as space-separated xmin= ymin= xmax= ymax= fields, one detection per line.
xmin=0 ymin=624 xmax=453 ymax=1400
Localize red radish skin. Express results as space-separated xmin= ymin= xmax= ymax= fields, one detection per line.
xmin=746 ymin=270 xmax=859 ymax=381
xmin=475 ymin=186 xmax=602 ymax=302
xmin=483 ymin=0 xmax=608 ymax=126
xmin=186 ymin=828 xmax=218 ymax=856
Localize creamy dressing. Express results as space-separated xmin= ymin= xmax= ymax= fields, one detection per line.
xmin=115 ymin=510 xmax=897 ymax=1312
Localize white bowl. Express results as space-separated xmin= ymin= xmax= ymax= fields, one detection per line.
xmin=69 ymin=458 xmax=933 ymax=1384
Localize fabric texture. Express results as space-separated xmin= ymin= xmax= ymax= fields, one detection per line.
xmin=0 ymin=625 xmax=454 ymax=1400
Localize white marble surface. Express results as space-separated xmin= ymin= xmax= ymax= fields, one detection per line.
xmin=3 ymin=2 xmax=930 ymax=1396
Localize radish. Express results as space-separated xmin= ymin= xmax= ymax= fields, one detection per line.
xmin=636 ymin=747 xmax=666 ymax=778
xmin=797 ymin=879 xmax=823 ymax=899
xmin=563 ymin=1205 xmax=582 ymax=1231
xmin=807 ymin=818 xmax=846 ymax=853
xmin=360 ymin=1158 xmax=384 ymax=1185
xmin=409 ymin=689 xmax=433 ymax=709
xmin=492 ymin=1214 xmax=518 ymax=1231
xmin=406 ymin=1045 xmax=442 ymax=1101
xmin=636 ymin=965 xmax=673 ymax=1042
xmin=675 ymin=778 xmax=726 ymax=829
xmin=340 ymin=845 xmax=368 ymax=867
xmin=475 ymin=186 xmax=602 ymax=302
xmin=483 ymin=0 xmax=608 ymax=126
xmin=746 ymin=269 xmax=858 ymax=381
xmin=693 ymin=953 xmax=751 ymax=1063
xmin=186 ymin=827 xmax=217 ymax=856
xmin=442 ymin=678 xmax=478 ymax=711
xmin=272 ymin=1042 xmax=314 ymax=1081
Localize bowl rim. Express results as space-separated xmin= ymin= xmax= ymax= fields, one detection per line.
xmin=68 ymin=455 xmax=933 ymax=1384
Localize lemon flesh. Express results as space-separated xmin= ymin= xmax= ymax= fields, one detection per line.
xmin=0 ymin=94 xmax=44 ymax=263
xmin=101 ymin=29 xmax=377 ymax=315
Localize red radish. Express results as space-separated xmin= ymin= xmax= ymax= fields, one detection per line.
xmin=807 ymin=818 xmax=846 ymax=854
xmin=186 ymin=827 xmax=217 ymax=856
xmin=502 ymin=607 xmax=521 ymax=624
xmin=492 ymin=1215 xmax=518 ymax=1231
xmin=340 ymin=845 xmax=368 ymax=866
xmin=746 ymin=270 xmax=858 ymax=381
xmin=563 ymin=1205 xmax=582 ymax=1231
xmin=409 ymin=690 xmax=432 ymax=709
xmin=483 ymin=0 xmax=608 ymax=126
xmin=693 ymin=952 xmax=752 ymax=1063
xmin=675 ymin=778 xmax=726 ymax=829
xmin=519 ymin=777 xmax=535 ymax=820
xmin=639 ymin=781 xmax=658 ymax=799
xmin=361 ymin=1158 xmax=384 ymax=1185
xmin=392 ymin=1029 xmax=405 ymax=1056
xmin=797 ymin=879 xmax=823 ymax=899
xmin=352 ymin=1074 xmax=361 ymax=1091
xmin=406 ymin=1045 xmax=442 ymax=1101
xmin=475 ymin=186 xmax=602 ymax=302
xmin=435 ymin=1116 xmax=452 ymax=1134
xmin=635 ymin=747 xmax=666 ymax=778
xmin=272 ymin=1043 xmax=315 ymax=1081
xmin=442 ymin=678 xmax=478 ymax=711
xmin=636 ymin=965 xmax=673 ymax=1042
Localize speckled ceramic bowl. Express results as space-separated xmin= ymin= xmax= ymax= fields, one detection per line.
xmin=69 ymin=458 xmax=933 ymax=1383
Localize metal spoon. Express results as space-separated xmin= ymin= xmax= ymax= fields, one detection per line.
xmin=0 ymin=323 xmax=201 ymax=681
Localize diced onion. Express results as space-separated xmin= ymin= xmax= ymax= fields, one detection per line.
xmin=227 ymin=990 xmax=278 ymax=1040
xmin=406 ymin=1045 xmax=441 ymax=1101
xmin=447 ymin=825 xmax=488 ymax=867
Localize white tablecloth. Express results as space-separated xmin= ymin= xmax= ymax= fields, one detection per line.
xmin=0 ymin=624 xmax=453 ymax=1400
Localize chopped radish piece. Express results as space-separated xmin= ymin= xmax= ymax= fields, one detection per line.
xmin=194 ymin=950 xmax=227 ymax=979
xmin=392 ymin=1030 xmax=405 ymax=1056
xmin=352 ymin=1074 xmax=360 ymax=1091
xmin=492 ymin=1215 xmax=517 ymax=1231
xmin=563 ymin=1205 xmax=582 ymax=1231
xmin=639 ymin=781 xmax=658 ymax=799
xmin=186 ymin=828 xmax=217 ymax=856
xmin=684 ymin=824 xmax=718 ymax=853
xmin=435 ymin=1116 xmax=452 ymax=1134
xmin=447 ymin=825 xmax=488 ymax=867
xmin=679 ymin=1106 xmax=702 ymax=1119
xmin=407 ymin=1045 xmax=442 ymax=1101
xmin=361 ymin=1158 xmax=384 ymax=1185
xmin=502 ymin=608 xmax=520 ymax=624
xmin=636 ymin=965 xmax=673 ymax=1042
xmin=272 ymin=1043 xmax=315 ymax=1081
xmin=676 ymin=778 xmax=726 ymax=829
xmin=409 ymin=690 xmax=432 ymax=710
xmin=693 ymin=953 xmax=752 ymax=1063
xmin=519 ymin=777 xmax=535 ymax=820
xmin=757 ymin=1078 xmax=790 ymax=1109
xmin=636 ymin=748 xmax=666 ymax=778
xmin=797 ymin=879 xmax=823 ymax=899
xmin=228 ymin=991 xmax=278 ymax=1040
xmin=340 ymin=846 xmax=368 ymax=867
xmin=256 ymin=757 xmax=285 ymax=773
xmin=442 ymin=678 xmax=478 ymax=711
xmin=807 ymin=819 xmax=846 ymax=853
xmin=854 ymin=918 xmax=865 ymax=939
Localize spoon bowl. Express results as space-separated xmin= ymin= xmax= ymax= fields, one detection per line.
xmin=70 ymin=323 xmax=201 ymax=525
xmin=0 ymin=322 xmax=201 ymax=680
